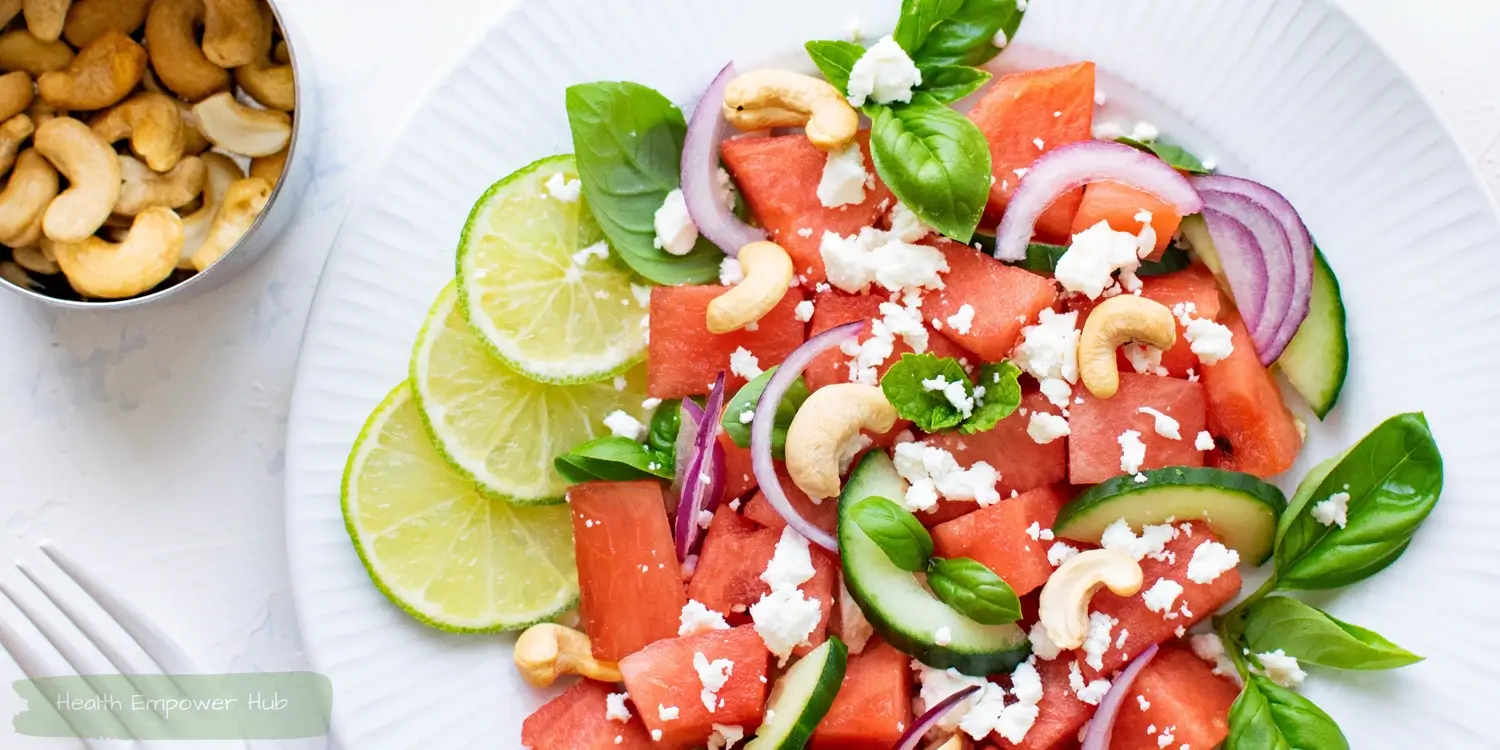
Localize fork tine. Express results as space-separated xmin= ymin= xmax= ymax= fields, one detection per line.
xmin=38 ymin=540 xmax=205 ymax=675
xmin=15 ymin=562 xmax=162 ymax=677
xmin=0 ymin=589 xmax=129 ymax=749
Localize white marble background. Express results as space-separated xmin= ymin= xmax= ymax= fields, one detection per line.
xmin=1 ymin=0 xmax=1497 ymax=746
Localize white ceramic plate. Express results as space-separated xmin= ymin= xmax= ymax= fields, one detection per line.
xmin=285 ymin=0 xmax=1500 ymax=746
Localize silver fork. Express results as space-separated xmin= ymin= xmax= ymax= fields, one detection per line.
xmin=0 ymin=540 xmax=249 ymax=749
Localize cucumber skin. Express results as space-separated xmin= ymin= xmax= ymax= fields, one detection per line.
xmin=1277 ymin=249 xmax=1349 ymax=420
xmin=746 ymin=638 xmax=847 ymax=750
xmin=838 ymin=454 xmax=1030 ymax=676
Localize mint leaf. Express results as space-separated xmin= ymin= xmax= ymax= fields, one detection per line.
xmin=912 ymin=0 xmax=1026 ymax=67
xmin=721 ymin=366 xmax=809 ymax=457
xmin=868 ymin=95 xmax=991 ymax=241
xmin=849 ymin=496 xmax=933 ymax=572
xmin=894 ymin=0 xmax=966 ymax=54
xmin=916 ymin=64 xmax=991 ymax=105
xmin=926 ymin=557 xmax=1021 ymax=625
xmin=880 ymin=353 xmax=972 ymax=432
xmin=961 ymin=361 xmax=1021 ymax=434
xmin=1243 ymin=596 xmax=1422 ymax=671
xmin=1116 ymin=135 xmax=1212 ymax=175
xmin=555 ymin=437 xmax=673 ymax=483
xmin=805 ymin=40 xmax=865 ymax=95
xmin=566 ymin=82 xmax=722 ymax=284
xmin=1226 ymin=677 xmax=1349 ymax=750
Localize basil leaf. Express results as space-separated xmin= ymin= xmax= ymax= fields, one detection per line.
xmin=1116 ymin=135 xmax=1213 ymax=175
xmin=926 ymin=557 xmax=1022 ymax=625
xmin=894 ymin=0 xmax=966 ymax=54
xmin=1243 ymin=596 xmax=1422 ymax=671
xmin=961 ymin=361 xmax=1021 ymax=434
xmin=646 ymin=399 xmax=682 ymax=458
xmin=849 ymin=496 xmax=934 ymax=572
xmin=721 ymin=366 xmax=809 ymax=457
xmin=916 ymin=64 xmax=992 ymax=105
xmin=1276 ymin=451 xmax=1346 ymax=548
xmin=1275 ymin=413 xmax=1444 ymax=591
xmin=555 ymin=437 xmax=673 ymax=483
xmin=805 ymin=40 xmax=865 ymax=95
xmin=868 ymin=96 xmax=991 ymax=241
xmin=1135 ymin=245 xmax=1192 ymax=276
xmin=566 ymin=82 xmax=722 ymax=284
xmin=880 ymin=352 xmax=972 ymax=432
xmin=1226 ymin=677 xmax=1349 ymax=750
xmin=912 ymin=0 xmax=1026 ymax=67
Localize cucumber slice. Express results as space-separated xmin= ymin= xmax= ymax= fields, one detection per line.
xmin=1275 ymin=249 xmax=1349 ymax=419
xmin=1054 ymin=467 xmax=1287 ymax=565
xmin=838 ymin=453 xmax=1030 ymax=676
xmin=745 ymin=637 xmax=847 ymax=750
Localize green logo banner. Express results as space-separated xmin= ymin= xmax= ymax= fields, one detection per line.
xmin=13 ymin=672 xmax=332 ymax=740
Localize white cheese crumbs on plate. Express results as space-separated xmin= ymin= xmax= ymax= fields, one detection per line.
xmin=1028 ymin=412 xmax=1071 ymax=445
xmin=605 ymin=692 xmax=631 ymax=722
xmin=1013 ymin=309 xmax=1081 ymax=409
xmin=846 ymin=36 xmax=922 ymax=107
xmin=1047 ymin=542 xmax=1080 ymax=567
xmin=1194 ymin=430 xmax=1215 ymax=451
xmin=1186 ymin=540 xmax=1240 ymax=584
xmin=1100 ymin=518 xmax=1178 ymax=561
xmin=1173 ymin=302 xmax=1235 ymax=364
xmin=694 ymin=651 xmax=736 ymax=712
xmin=652 ymin=729 xmax=663 ymax=741
xmin=603 ymin=410 xmax=646 ymax=441
xmin=1142 ymin=579 xmax=1185 ymax=615
xmin=658 ymin=705 xmax=679 ymax=721
xmin=821 ymin=227 xmax=948 ymax=297
xmin=1189 ymin=633 xmax=1240 ymax=683
xmin=1312 ymin=491 xmax=1350 ymax=528
xmin=1254 ymin=649 xmax=1307 ymax=688
xmin=1082 ymin=611 xmax=1118 ymax=670
xmin=1068 ymin=661 xmax=1112 ymax=705
xmin=1138 ymin=406 xmax=1182 ymax=440
xmin=545 ymin=172 xmax=581 ymax=202
xmin=1118 ymin=429 xmax=1147 ymax=474
xmin=750 ymin=528 xmax=822 ymax=665
xmin=793 ymin=299 xmax=815 ymax=322
xmin=817 ymin=141 xmax=869 ymax=208
xmin=1025 ymin=522 xmax=1055 ymax=541
xmin=892 ymin=441 xmax=1001 ymax=511
xmin=653 ymin=188 xmax=699 ymax=256
xmin=946 ymin=303 xmax=976 ymax=334
xmin=728 ymin=347 xmax=763 ymax=380
xmin=889 ymin=201 xmax=934 ymax=243
xmin=1137 ymin=694 xmax=1151 ymax=711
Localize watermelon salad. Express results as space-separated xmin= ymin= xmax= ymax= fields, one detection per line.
xmin=338 ymin=2 xmax=1448 ymax=749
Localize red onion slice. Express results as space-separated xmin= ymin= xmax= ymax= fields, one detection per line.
xmin=994 ymin=141 xmax=1204 ymax=262
xmin=1080 ymin=644 xmax=1161 ymax=750
xmin=675 ymin=373 xmax=728 ymax=560
xmin=1199 ymin=207 xmax=1269 ymax=342
xmin=672 ymin=399 xmax=705 ymax=495
xmin=682 ymin=62 xmax=765 ymax=256
xmin=751 ymin=322 xmax=863 ymax=552
xmin=892 ymin=685 xmax=982 ymax=750
xmin=1193 ymin=175 xmax=1314 ymax=361
xmin=1200 ymin=190 xmax=1294 ymax=362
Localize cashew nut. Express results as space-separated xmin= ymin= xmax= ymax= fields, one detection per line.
xmin=22 ymin=0 xmax=69 ymax=42
xmin=0 ymin=71 xmax=33 ymax=123
xmin=235 ymin=55 xmax=294 ymax=112
xmin=0 ymin=259 xmax=40 ymax=289
xmin=145 ymin=0 xmax=230 ymax=102
xmin=0 ymin=0 xmax=20 ymax=29
xmin=189 ymin=176 xmax=269 ymax=271
xmin=12 ymin=242 xmax=57 ymax=275
xmin=722 ymin=69 xmax=859 ymax=151
xmin=785 ymin=384 xmax=899 ymax=499
xmin=272 ymin=40 xmax=290 ymax=66
xmin=25 ymin=96 xmax=58 ymax=126
xmin=512 ymin=623 xmax=622 ymax=688
xmin=191 ymin=91 xmax=290 ymax=157
xmin=63 ymin=0 xmax=152 ymax=48
xmin=1037 ymin=549 xmax=1143 ymax=650
xmin=34 ymin=116 xmax=119 ymax=243
xmin=706 ymin=241 xmax=793 ymax=334
xmin=202 ymin=0 xmax=270 ymax=69
xmin=0 ymin=29 xmax=73 ymax=77
xmin=0 ymin=113 xmax=34 ymax=177
xmin=1078 ymin=295 xmax=1178 ymax=399
xmin=248 ymin=146 xmax=285 ymax=184
xmin=178 ymin=151 xmax=240 ymax=267
xmin=52 ymin=206 xmax=182 ymax=298
xmin=38 ymin=30 xmax=147 ymax=111
xmin=115 ymin=155 xmax=205 ymax=216
xmin=91 ymin=92 xmax=187 ymax=172
xmin=0 ymin=148 xmax=57 ymax=246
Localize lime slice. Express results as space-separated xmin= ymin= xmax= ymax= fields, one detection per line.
xmin=342 ymin=384 xmax=578 ymax=631
xmin=413 ymin=283 xmax=651 ymax=503
xmin=457 ymin=154 xmax=648 ymax=384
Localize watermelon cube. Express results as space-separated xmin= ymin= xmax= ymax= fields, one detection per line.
xmin=803 ymin=289 xmax=971 ymax=393
xmin=521 ymin=680 xmax=655 ymax=750
xmin=1072 ymin=181 xmax=1183 ymax=259
xmin=920 ymin=392 xmax=1070 ymax=524
xmin=810 ymin=641 xmax=912 ymax=749
xmin=1202 ymin=312 xmax=1304 ymax=478
xmin=930 ymin=486 xmax=1072 ymax=597
xmin=1068 ymin=374 xmax=1208 ymax=485
xmin=994 ymin=655 xmax=1096 ymax=750
xmin=721 ymin=432 xmax=758 ymax=503
xmin=1110 ymin=645 xmax=1240 ymax=750
xmin=742 ymin=462 xmax=839 ymax=538
xmin=648 ymin=285 xmax=807 ymax=399
xmin=924 ymin=240 xmax=1059 ymax=361
xmin=569 ymin=481 xmax=686 ymax=661
xmin=720 ymin=132 xmax=894 ymax=284
xmin=618 ymin=625 xmax=771 ymax=750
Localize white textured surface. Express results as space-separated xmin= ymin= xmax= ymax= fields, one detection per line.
xmin=4 ymin=0 xmax=1500 ymax=748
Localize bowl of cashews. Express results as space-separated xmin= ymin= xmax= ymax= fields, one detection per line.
xmin=0 ymin=0 xmax=314 ymax=307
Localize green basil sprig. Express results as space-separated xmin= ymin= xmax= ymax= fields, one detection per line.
xmin=555 ymin=436 xmax=673 ymax=484
xmin=566 ymin=82 xmax=722 ymax=285
xmin=646 ymin=399 xmax=682 ymax=459
xmin=1242 ymin=596 xmax=1421 ymax=671
xmin=849 ymin=496 xmax=933 ymax=572
xmin=1225 ymin=677 xmax=1349 ymax=750
xmin=915 ymin=64 xmax=992 ymax=105
xmin=880 ymin=353 xmax=1021 ymax=434
xmin=868 ymin=95 xmax=992 ymax=240
xmin=926 ymin=557 xmax=1022 ymax=625
xmin=720 ymin=366 xmax=810 ymax=458
xmin=907 ymin=0 xmax=1026 ymax=67
xmin=804 ymin=40 xmax=864 ymax=93
xmin=1115 ymin=135 xmax=1213 ymax=175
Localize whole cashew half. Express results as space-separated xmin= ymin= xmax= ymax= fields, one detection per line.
xmin=235 ymin=55 xmax=294 ymax=112
xmin=25 ymin=97 xmax=59 ymax=126
xmin=63 ymin=0 xmax=152 ymax=48
xmin=178 ymin=151 xmax=240 ymax=267
xmin=0 ymin=29 xmax=74 ymax=77
xmin=12 ymin=242 xmax=58 ymax=275
xmin=0 ymin=71 xmax=33 ymax=122
xmin=722 ymin=69 xmax=859 ymax=152
xmin=115 ymin=155 xmax=205 ymax=216
xmin=1078 ymin=295 xmax=1177 ymax=399
xmin=38 ymin=30 xmax=147 ymax=111
xmin=512 ymin=623 xmax=622 ymax=688
xmin=1037 ymin=549 xmax=1143 ymax=650
xmin=201 ymin=0 xmax=270 ymax=69
xmin=189 ymin=176 xmax=269 ymax=271
xmin=191 ymin=91 xmax=290 ymax=157
xmin=22 ymin=0 xmax=69 ymax=43
xmin=0 ymin=0 xmax=19 ymax=29
xmin=706 ymin=241 xmax=792 ymax=334
xmin=145 ymin=0 xmax=230 ymax=102
xmin=0 ymin=148 xmax=58 ymax=247
xmin=34 ymin=116 xmax=120 ymax=243
xmin=0 ymin=112 xmax=34 ymax=177
xmin=91 ymin=92 xmax=187 ymax=172
xmin=248 ymin=146 xmax=285 ymax=184
xmin=52 ymin=206 xmax=182 ymax=298
xmin=785 ymin=384 xmax=899 ymax=499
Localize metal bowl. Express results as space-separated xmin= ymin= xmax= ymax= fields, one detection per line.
xmin=0 ymin=0 xmax=318 ymax=309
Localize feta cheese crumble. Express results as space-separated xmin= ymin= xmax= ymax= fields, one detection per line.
xmin=946 ymin=304 xmax=976 ymax=335
xmin=750 ymin=528 xmax=823 ymax=665
xmin=603 ymin=410 xmax=646 ymax=441
xmin=846 ymin=36 xmax=922 ymax=107
xmin=996 ymin=658 xmax=1044 ymax=743
xmin=1312 ymin=491 xmax=1350 ymax=528
xmin=1047 ymin=542 xmax=1080 ymax=567
xmin=1142 ymin=579 xmax=1184 ymax=615
xmin=1185 ymin=541 xmax=1240 ymax=584
xmin=719 ymin=257 xmax=744 ymax=286
xmin=1100 ymin=518 xmax=1178 ymax=561
xmin=1068 ymin=661 xmax=1112 ymax=705
xmin=1189 ymin=633 xmax=1240 ymax=683
xmin=1013 ymin=309 xmax=1081 ymax=408
xmin=653 ymin=188 xmax=699 ymax=256
xmin=605 ymin=692 xmax=632 ymax=722
xmin=694 ymin=651 xmax=735 ymax=711
xmin=729 ymin=347 xmax=763 ymax=380
xmin=572 ymin=240 xmax=610 ymax=266
xmin=914 ymin=663 xmax=989 ymax=732
xmin=888 ymin=201 xmax=933 ymax=243
xmin=959 ymin=682 xmax=1008 ymax=740
xmin=1138 ymin=407 xmax=1182 ymax=440
xmin=1118 ymin=430 xmax=1147 ymax=474
xmin=545 ymin=172 xmax=581 ymax=202
xmin=1173 ymin=302 xmax=1235 ymax=364
xmin=1025 ymin=522 xmax=1055 ymax=542
xmin=1028 ymin=412 xmax=1071 ymax=444
xmin=707 ymin=724 xmax=744 ymax=750
xmin=680 ymin=599 xmax=731 ymax=636
xmin=793 ymin=299 xmax=815 ymax=322
xmin=991 ymin=27 xmax=1009 ymax=49
xmin=922 ymin=374 xmax=975 ymax=418
xmin=1123 ymin=343 xmax=1167 ymax=377
xmin=658 ymin=705 xmax=680 ymax=721
xmin=934 ymin=625 xmax=953 ymax=647
xmin=1194 ymin=430 xmax=1216 ymax=451
xmin=1029 ymin=621 xmax=1063 ymax=660
xmin=1054 ymin=221 xmax=1153 ymax=300
xmin=892 ymin=441 xmax=1001 ymax=511
xmin=1082 ymin=611 xmax=1119 ymax=670
xmin=820 ymin=227 xmax=948 ymax=296
xmin=817 ymin=142 xmax=869 ymax=208
xmin=1254 ymin=650 xmax=1307 ymax=688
